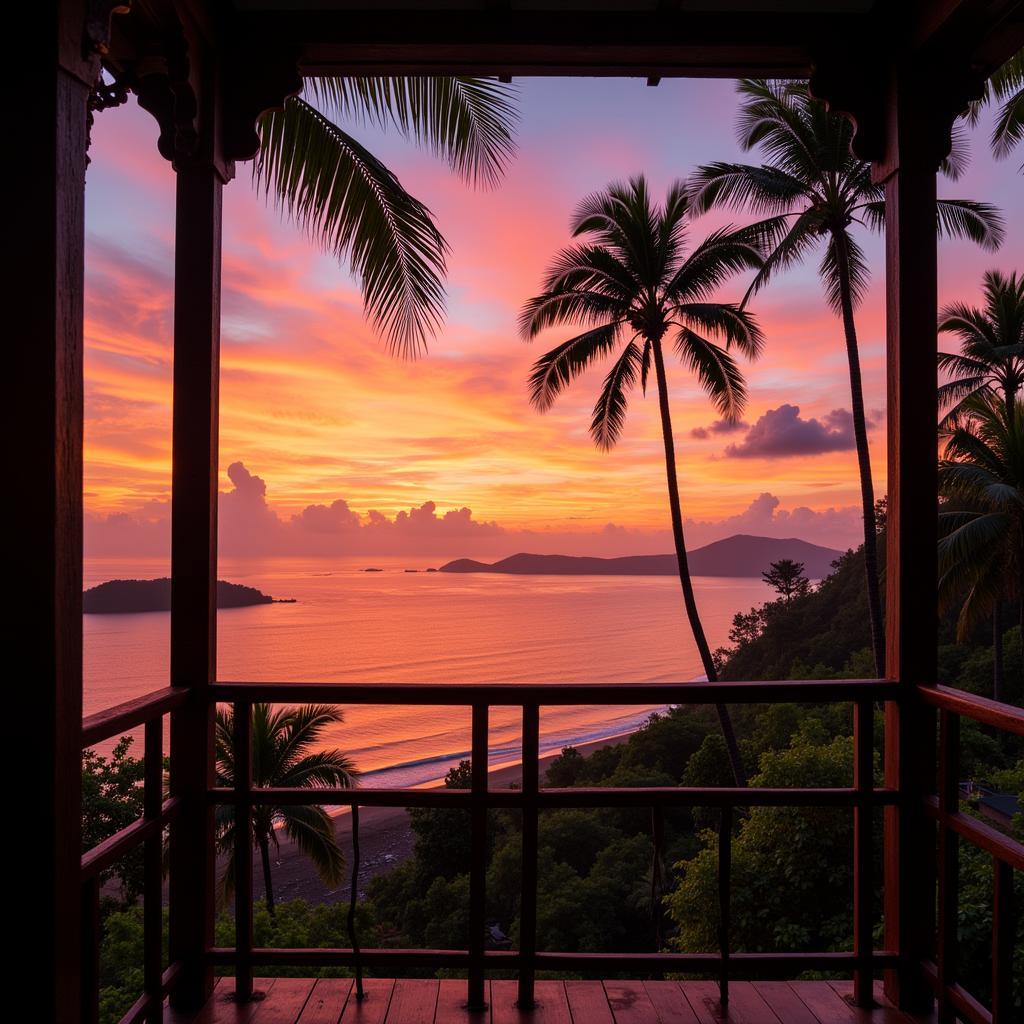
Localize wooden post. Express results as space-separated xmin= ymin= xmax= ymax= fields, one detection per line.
xmin=14 ymin=3 xmax=93 ymax=1021
xmin=878 ymin=63 xmax=939 ymax=1014
xmin=168 ymin=153 xmax=227 ymax=1009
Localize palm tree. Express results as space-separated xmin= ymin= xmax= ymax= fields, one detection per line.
xmin=215 ymin=703 xmax=358 ymax=914
xmin=938 ymin=270 xmax=1024 ymax=428
xmin=520 ymin=176 xmax=765 ymax=786
xmin=688 ymin=79 xmax=1005 ymax=677
xmin=965 ymin=49 xmax=1023 ymax=168
xmin=254 ymin=77 xmax=518 ymax=355
xmin=938 ymin=396 xmax=1023 ymax=702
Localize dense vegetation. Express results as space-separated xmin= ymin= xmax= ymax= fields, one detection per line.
xmin=85 ymin=540 xmax=1023 ymax=1021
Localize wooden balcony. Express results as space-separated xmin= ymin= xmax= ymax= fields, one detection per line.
xmin=25 ymin=3 xmax=1024 ymax=1024
xmin=167 ymin=978 xmax=938 ymax=1024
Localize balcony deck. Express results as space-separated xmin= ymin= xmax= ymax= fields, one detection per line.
xmin=165 ymin=978 xmax=936 ymax=1024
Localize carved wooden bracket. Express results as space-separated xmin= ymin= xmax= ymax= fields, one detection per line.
xmin=84 ymin=0 xmax=132 ymax=58
xmin=221 ymin=44 xmax=303 ymax=163
xmin=808 ymin=53 xmax=888 ymax=163
xmin=810 ymin=48 xmax=987 ymax=173
xmin=132 ymin=24 xmax=200 ymax=164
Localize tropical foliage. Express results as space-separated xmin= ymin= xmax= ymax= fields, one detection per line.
xmin=939 ymin=396 xmax=1024 ymax=699
xmin=688 ymin=78 xmax=1005 ymax=676
xmin=215 ymin=703 xmax=358 ymax=914
xmin=938 ymin=269 xmax=1024 ymax=427
xmin=520 ymin=174 xmax=765 ymax=784
xmin=254 ymin=77 xmax=518 ymax=355
xmin=967 ymin=49 xmax=1024 ymax=167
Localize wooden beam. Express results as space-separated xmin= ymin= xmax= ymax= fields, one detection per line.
xmin=13 ymin=2 xmax=96 ymax=1020
xmin=167 ymin=145 xmax=227 ymax=1010
xmin=879 ymin=61 xmax=940 ymax=1014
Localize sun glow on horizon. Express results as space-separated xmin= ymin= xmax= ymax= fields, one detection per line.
xmin=82 ymin=79 xmax=1023 ymax=558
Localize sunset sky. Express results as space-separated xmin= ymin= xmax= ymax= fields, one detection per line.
xmin=83 ymin=77 xmax=1023 ymax=560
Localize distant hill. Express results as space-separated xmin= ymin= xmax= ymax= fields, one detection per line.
xmin=83 ymin=578 xmax=292 ymax=614
xmin=439 ymin=535 xmax=843 ymax=579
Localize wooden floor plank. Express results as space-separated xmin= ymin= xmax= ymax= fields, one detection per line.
xmin=566 ymin=981 xmax=614 ymax=1024
xmin=296 ymin=979 xmax=354 ymax=1024
xmin=823 ymin=983 xmax=932 ymax=1024
xmin=249 ymin=978 xmax=317 ymax=1024
xmin=435 ymin=979 xmax=489 ymax=1023
xmin=790 ymin=982 xmax=862 ymax=1024
xmin=605 ymin=982 xmax=659 ymax=1024
xmin=751 ymin=984 xmax=818 ymax=1024
xmin=340 ymin=979 xmax=396 ymax=1024
xmin=684 ymin=982 xmax=781 ymax=1024
xmin=199 ymin=978 xmax=279 ymax=1024
xmin=385 ymin=979 xmax=439 ymax=1024
xmin=640 ymin=982 xmax=700 ymax=1024
xmin=492 ymin=980 xmax=571 ymax=1024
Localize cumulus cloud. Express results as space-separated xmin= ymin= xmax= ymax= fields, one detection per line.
xmin=690 ymin=417 xmax=749 ymax=440
xmin=724 ymin=404 xmax=868 ymax=459
xmin=84 ymin=463 xmax=867 ymax=561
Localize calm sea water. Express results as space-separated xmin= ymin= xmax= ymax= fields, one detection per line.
xmin=83 ymin=557 xmax=772 ymax=787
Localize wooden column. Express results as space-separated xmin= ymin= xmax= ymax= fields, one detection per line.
xmin=13 ymin=3 xmax=93 ymax=1021
xmin=168 ymin=152 xmax=227 ymax=1009
xmin=878 ymin=64 xmax=939 ymax=1013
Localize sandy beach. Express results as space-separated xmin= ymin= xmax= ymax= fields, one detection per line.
xmin=259 ymin=731 xmax=632 ymax=905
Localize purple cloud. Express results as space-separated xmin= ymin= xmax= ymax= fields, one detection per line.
xmin=724 ymin=405 xmax=866 ymax=459
xmin=690 ymin=417 xmax=749 ymax=440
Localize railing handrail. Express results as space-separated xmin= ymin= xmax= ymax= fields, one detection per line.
xmin=210 ymin=677 xmax=898 ymax=704
xmin=917 ymin=683 xmax=1024 ymax=736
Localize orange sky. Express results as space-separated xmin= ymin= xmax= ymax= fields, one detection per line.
xmin=82 ymin=79 xmax=1023 ymax=559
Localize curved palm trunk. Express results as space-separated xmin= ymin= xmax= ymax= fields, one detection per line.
xmin=833 ymin=232 xmax=886 ymax=677
xmin=259 ymin=833 xmax=276 ymax=915
xmin=651 ymin=337 xmax=746 ymax=787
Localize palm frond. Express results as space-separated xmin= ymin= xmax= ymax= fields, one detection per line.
xmin=687 ymin=161 xmax=808 ymax=217
xmin=305 ymin=77 xmax=518 ymax=188
xmin=591 ymin=340 xmax=642 ymax=449
xmin=527 ymin=322 xmax=624 ymax=410
xmin=279 ymin=804 xmax=346 ymax=887
xmin=255 ymin=97 xmax=448 ymax=356
xmin=675 ymin=302 xmax=764 ymax=359
xmin=935 ymin=199 xmax=1005 ymax=251
xmin=674 ymin=329 xmax=748 ymax=420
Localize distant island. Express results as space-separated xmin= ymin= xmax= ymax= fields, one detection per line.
xmin=438 ymin=534 xmax=843 ymax=580
xmin=83 ymin=578 xmax=294 ymax=614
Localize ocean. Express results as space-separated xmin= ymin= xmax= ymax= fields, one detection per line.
xmin=83 ymin=556 xmax=773 ymax=787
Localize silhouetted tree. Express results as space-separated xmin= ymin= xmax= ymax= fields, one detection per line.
xmin=761 ymin=559 xmax=810 ymax=601
xmin=521 ymin=176 xmax=766 ymax=786
xmin=215 ymin=703 xmax=358 ymax=914
xmin=689 ymin=79 xmax=1004 ymax=677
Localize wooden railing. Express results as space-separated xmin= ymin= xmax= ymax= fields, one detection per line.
xmin=80 ymin=687 xmax=188 ymax=1024
xmin=916 ymin=685 xmax=1023 ymax=1024
xmin=208 ymin=678 xmax=896 ymax=1012
xmin=80 ymin=678 xmax=1022 ymax=1023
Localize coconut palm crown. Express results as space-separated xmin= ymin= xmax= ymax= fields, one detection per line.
xmin=520 ymin=175 xmax=766 ymax=785
xmin=254 ymin=77 xmax=518 ymax=356
xmin=215 ymin=703 xmax=358 ymax=914
xmin=938 ymin=396 xmax=1023 ymax=699
xmin=687 ymin=78 xmax=1005 ymax=677
xmin=938 ymin=269 xmax=1024 ymax=428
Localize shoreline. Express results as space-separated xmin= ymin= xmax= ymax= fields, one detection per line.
xmin=257 ymin=729 xmax=635 ymax=905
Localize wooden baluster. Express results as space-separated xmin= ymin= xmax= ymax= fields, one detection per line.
xmin=853 ymin=698 xmax=875 ymax=1005
xmin=718 ymin=806 xmax=732 ymax=1006
xmin=144 ymin=719 xmax=165 ymax=1021
xmin=991 ymin=858 xmax=1014 ymax=1023
xmin=467 ymin=704 xmax=489 ymax=1010
xmin=234 ymin=700 xmax=253 ymax=1001
xmin=936 ymin=710 xmax=960 ymax=1022
xmin=518 ymin=704 xmax=539 ymax=1009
